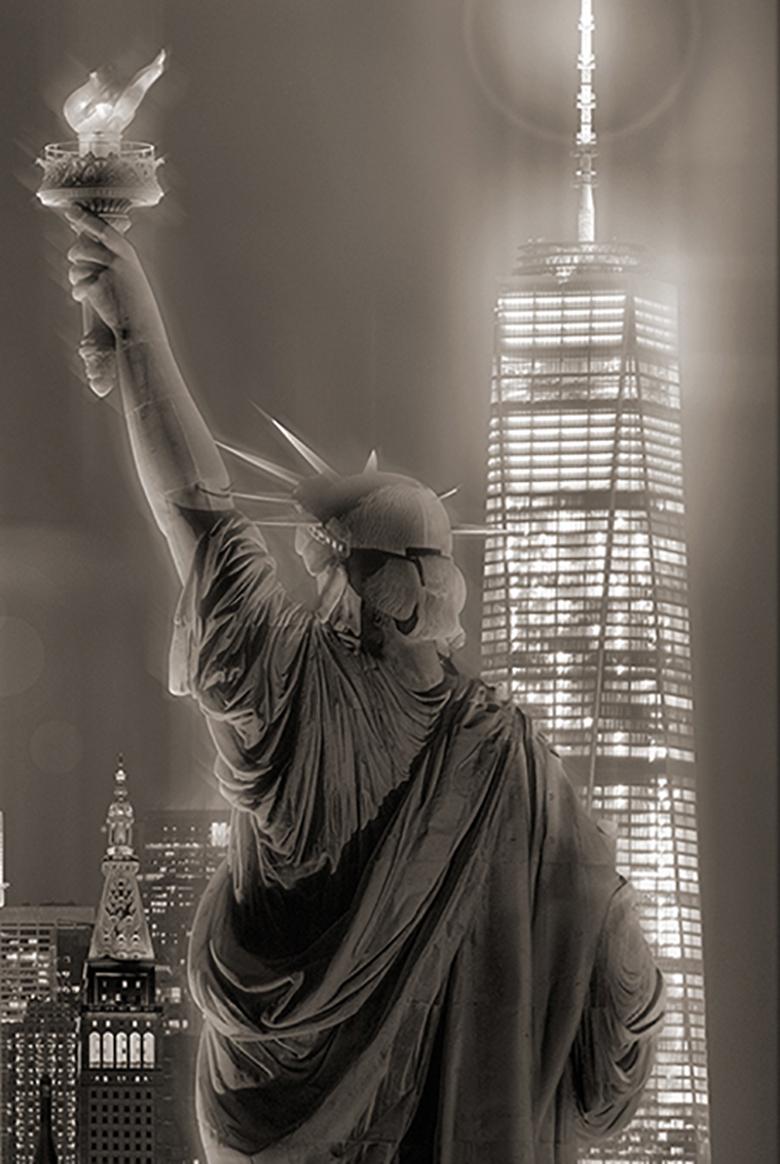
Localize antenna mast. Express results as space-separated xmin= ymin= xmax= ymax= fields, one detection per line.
xmin=575 ymin=0 xmax=597 ymax=242
xmin=0 ymin=811 xmax=8 ymax=908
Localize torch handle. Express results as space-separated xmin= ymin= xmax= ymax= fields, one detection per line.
xmin=76 ymin=213 xmax=130 ymax=398
xmin=79 ymin=301 xmax=117 ymax=398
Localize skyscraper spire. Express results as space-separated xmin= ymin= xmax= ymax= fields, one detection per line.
xmin=0 ymin=810 xmax=9 ymax=907
xmin=574 ymin=0 xmax=597 ymax=242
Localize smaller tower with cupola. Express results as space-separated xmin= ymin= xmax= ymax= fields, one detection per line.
xmin=78 ymin=759 xmax=161 ymax=1163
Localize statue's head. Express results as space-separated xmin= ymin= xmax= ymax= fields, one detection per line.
xmin=216 ymin=414 xmax=497 ymax=655
xmin=293 ymin=470 xmax=466 ymax=652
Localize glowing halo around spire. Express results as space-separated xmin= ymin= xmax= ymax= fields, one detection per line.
xmin=462 ymin=0 xmax=701 ymax=145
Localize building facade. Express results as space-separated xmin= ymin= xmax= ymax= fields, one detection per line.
xmin=0 ymin=906 xmax=93 ymax=1025
xmin=137 ymin=808 xmax=230 ymax=1032
xmin=0 ymin=906 xmax=93 ymax=1164
xmin=7 ymin=998 xmax=79 ymax=1163
xmin=136 ymin=808 xmax=230 ymax=1162
xmin=33 ymin=1073 xmax=59 ymax=1164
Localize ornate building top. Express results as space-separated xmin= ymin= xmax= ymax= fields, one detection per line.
xmin=106 ymin=755 xmax=135 ymax=858
xmin=512 ymin=240 xmax=647 ymax=281
xmin=88 ymin=759 xmax=155 ymax=963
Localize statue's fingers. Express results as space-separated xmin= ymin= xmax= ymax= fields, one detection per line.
xmin=68 ymin=261 xmax=105 ymax=286
xmin=65 ymin=206 xmax=124 ymax=253
xmin=70 ymin=270 xmax=101 ymax=301
xmin=68 ymin=236 xmax=114 ymax=265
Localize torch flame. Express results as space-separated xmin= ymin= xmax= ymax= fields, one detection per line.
xmin=63 ymin=49 xmax=166 ymax=143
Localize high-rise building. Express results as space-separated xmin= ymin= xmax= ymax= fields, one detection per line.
xmin=480 ymin=4 xmax=710 ymax=1161
xmin=136 ymin=809 xmax=230 ymax=1163
xmin=7 ymin=999 xmax=78 ymax=1164
xmin=137 ymin=808 xmax=230 ymax=1031
xmin=0 ymin=906 xmax=94 ymax=1024
xmin=0 ymin=905 xmax=93 ymax=1164
xmin=78 ymin=760 xmax=162 ymax=1164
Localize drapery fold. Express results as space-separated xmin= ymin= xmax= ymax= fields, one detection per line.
xmin=172 ymin=514 xmax=663 ymax=1163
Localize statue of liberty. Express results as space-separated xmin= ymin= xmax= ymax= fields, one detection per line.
xmin=63 ymin=205 xmax=664 ymax=1163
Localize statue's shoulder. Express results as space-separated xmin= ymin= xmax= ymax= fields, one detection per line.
xmin=455 ymin=674 xmax=525 ymax=734
xmin=459 ymin=680 xmax=565 ymax=758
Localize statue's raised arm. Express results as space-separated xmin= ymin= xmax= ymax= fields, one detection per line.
xmin=66 ymin=206 xmax=233 ymax=580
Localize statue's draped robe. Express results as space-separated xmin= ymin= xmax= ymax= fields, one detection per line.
xmin=170 ymin=514 xmax=664 ymax=1164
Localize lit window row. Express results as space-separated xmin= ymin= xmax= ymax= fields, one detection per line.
xmin=87 ymin=1030 xmax=156 ymax=1069
xmin=498 ymin=293 xmax=627 ymax=308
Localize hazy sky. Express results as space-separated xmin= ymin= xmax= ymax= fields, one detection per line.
xmin=0 ymin=3 xmax=776 ymax=1160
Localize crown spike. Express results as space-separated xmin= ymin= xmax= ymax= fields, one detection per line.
xmin=451 ymin=524 xmax=513 ymax=537
xmin=252 ymin=518 xmax=316 ymax=529
xmin=250 ymin=403 xmax=336 ymax=478
xmin=364 ymin=449 xmax=379 ymax=473
xmin=198 ymin=484 xmax=297 ymax=505
xmin=231 ymin=490 xmax=299 ymax=504
xmin=216 ymin=441 xmax=303 ymax=486
xmin=438 ymin=486 xmax=459 ymax=501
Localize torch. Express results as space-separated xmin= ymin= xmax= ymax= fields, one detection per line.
xmin=37 ymin=51 xmax=166 ymax=397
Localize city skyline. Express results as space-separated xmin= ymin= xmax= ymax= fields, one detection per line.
xmin=0 ymin=778 xmax=227 ymax=1164
xmin=0 ymin=4 xmax=775 ymax=1163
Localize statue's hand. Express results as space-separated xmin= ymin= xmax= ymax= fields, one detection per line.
xmin=66 ymin=207 xmax=163 ymax=343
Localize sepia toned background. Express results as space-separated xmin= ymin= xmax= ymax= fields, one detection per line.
xmin=0 ymin=2 xmax=776 ymax=1161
